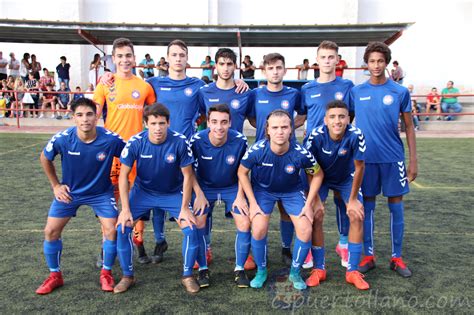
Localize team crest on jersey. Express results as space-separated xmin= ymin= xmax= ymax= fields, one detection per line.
xmin=131 ymin=90 xmax=141 ymax=99
xmin=281 ymin=100 xmax=290 ymax=110
xmin=383 ymin=95 xmax=394 ymax=105
xmin=96 ymin=151 xmax=107 ymax=161
xmin=338 ymin=148 xmax=348 ymax=156
xmin=335 ymin=92 xmax=344 ymax=100
xmin=165 ymin=153 xmax=176 ymax=163
xmin=184 ymin=88 xmax=193 ymax=97
xmin=230 ymin=99 xmax=240 ymax=109
xmin=226 ymin=155 xmax=236 ymax=165
xmin=284 ymin=164 xmax=295 ymax=174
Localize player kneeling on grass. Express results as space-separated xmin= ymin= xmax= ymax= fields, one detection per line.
xmin=36 ymin=98 xmax=126 ymax=295
xmin=189 ymin=104 xmax=250 ymax=288
xmin=304 ymin=100 xmax=369 ymax=290
xmin=115 ymin=103 xmax=201 ymax=294
xmin=238 ymin=110 xmax=324 ymax=290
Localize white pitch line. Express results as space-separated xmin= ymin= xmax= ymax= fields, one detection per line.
xmin=0 ymin=142 xmax=43 ymax=156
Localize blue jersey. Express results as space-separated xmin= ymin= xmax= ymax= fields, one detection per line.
xmin=248 ymin=86 xmax=303 ymax=141
xmin=301 ymin=77 xmax=354 ymax=135
xmin=350 ymin=79 xmax=411 ymax=163
xmin=147 ymin=76 xmax=205 ymax=138
xmin=305 ymin=124 xmax=365 ymax=185
xmin=120 ymin=129 xmax=194 ymax=194
xmin=198 ymin=83 xmax=252 ymax=133
xmin=241 ymin=140 xmax=318 ymax=193
xmin=190 ymin=129 xmax=248 ymax=190
xmin=43 ymin=127 xmax=125 ymax=197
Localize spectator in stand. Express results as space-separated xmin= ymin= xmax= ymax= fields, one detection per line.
xmin=39 ymin=68 xmax=55 ymax=91
xmin=12 ymin=77 xmax=25 ymax=117
xmin=101 ymin=54 xmax=116 ymax=73
xmin=73 ymin=86 xmax=85 ymax=102
xmin=56 ymin=81 xmax=72 ymax=119
xmin=200 ymin=55 xmax=215 ymax=79
xmin=0 ymin=92 xmax=6 ymax=118
xmin=407 ymin=84 xmax=421 ymax=113
xmin=241 ymin=55 xmax=256 ymax=79
xmin=311 ymin=62 xmax=320 ymax=79
xmin=139 ymin=53 xmax=155 ymax=79
xmin=85 ymin=83 xmax=94 ymax=99
xmin=201 ymin=75 xmax=211 ymax=84
xmin=297 ymin=59 xmax=310 ymax=80
xmin=335 ymin=54 xmax=348 ymax=77
xmin=4 ymin=76 xmax=15 ymax=117
xmin=39 ymin=83 xmax=57 ymax=119
xmin=89 ymin=53 xmax=104 ymax=88
xmin=20 ymin=53 xmax=31 ymax=83
xmin=30 ymin=54 xmax=42 ymax=80
xmin=25 ymin=72 xmax=40 ymax=118
xmin=0 ymin=51 xmax=8 ymax=81
xmin=8 ymin=53 xmax=20 ymax=79
xmin=390 ymin=61 xmax=404 ymax=85
xmin=56 ymin=56 xmax=71 ymax=89
xmin=411 ymin=99 xmax=420 ymax=131
xmin=441 ymin=81 xmax=462 ymax=121
xmin=425 ymin=87 xmax=441 ymax=121
xmin=157 ymin=57 xmax=169 ymax=77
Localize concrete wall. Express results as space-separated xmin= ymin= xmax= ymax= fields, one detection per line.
xmin=1 ymin=0 xmax=472 ymax=95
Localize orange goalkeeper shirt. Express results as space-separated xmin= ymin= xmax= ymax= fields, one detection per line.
xmin=94 ymin=75 xmax=156 ymax=141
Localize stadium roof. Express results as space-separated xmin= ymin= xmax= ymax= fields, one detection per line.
xmin=0 ymin=19 xmax=413 ymax=49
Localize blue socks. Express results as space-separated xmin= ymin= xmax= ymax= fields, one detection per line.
xmin=152 ymin=208 xmax=166 ymax=244
xmin=291 ymin=237 xmax=311 ymax=269
xmin=196 ymin=227 xmax=207 ymax=269
xmin=389 ymin=202 xmax=404 ymax=258
xmin=182 ymin=226 xmax=199 ymax=276
xmin=348 ymin=242 xmax=362 ymax=271
xmin=311 ymin=246 xmax=325 ymax=270
xmin=280 ymin=220 xmax=294 ymax=249
xmin=334 ymin=197 xmax=349 ymax=244
xmin=251 ymin=236 xmax=267 ymax=270
xmin=205 ymin=213 xmax=212 ymax=250
xmin=102 ymin=239 xmax=117 ymax=271
xmin=43 ymin=239 xmax=62 ymax=272
xmin=116 ymin=225 xmax=134 ymax=277
xmin=235 ymin=230 xmax=251 ymax=270
xmin=363 ymin=200 xmax=375 ymax=256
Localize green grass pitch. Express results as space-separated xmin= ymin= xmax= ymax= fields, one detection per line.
xmin=0 ymin=133 xmax=473 ymax=313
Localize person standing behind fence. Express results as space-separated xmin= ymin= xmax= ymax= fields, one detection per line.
xmin=56 ymin=56 xmax=71 ymax=89
xmin=0 ymin=51 xmax=8 ymax=81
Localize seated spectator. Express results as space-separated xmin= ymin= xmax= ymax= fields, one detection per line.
xmin=391 ymin=61 xmax=404 ymax=85
xmin=157 ymin=57 xmax=169 ymax=77
xmin=425 ymin=87 xmax=441 ymax=121
xmin=407 ymin=84 xmax=421 ymax=113
xmin=241 ymin=55 xmax=256 ymax=79
xmin=39 ymin=68 xmax=55 ymax=91
xmin=85 ymin=83 xmax=94 ymax=99
xmin=441 ymin=81 xmax=462 ymax=121
xmin=296 ymin=59 xmax=310 ymax=80
xmin=335 ymin=54 xmax=348 ymax=77
xmin=56 ymin=81 xmax=72 ymax=119
xmin=4 ymin=76 xmax=15 ymax=117
xmin=411 ymin=98 xmax=420 ymax=131
xmin=73 ymin=86 xmax=85 ymax=102
xmin=0 ymin=92 xmax=6 ymax=118
xmin=139 ymin=53 xmax=155 ymax=79
xmin=200 ymin=55 xmax=215 ymax=79
xmin=39 ymin=83 xmax=56 ymax=119
xmin=25 ymin=73 xmax=40 ymax=118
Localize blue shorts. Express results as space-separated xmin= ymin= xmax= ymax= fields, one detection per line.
xmin=200 ymin=186 xmax=238 ymax=218
xmin=48 ymin=192 xmax=118 ymax=219
xmin=362 ymin=162 xmax=410 ymax=197
xmin=252 ymin=190 xmax=306 ymax=216
xmin=319 ymin=177 xmax=363 ymax=204
xmin=129 ymin=186 xmax=192 ymax=221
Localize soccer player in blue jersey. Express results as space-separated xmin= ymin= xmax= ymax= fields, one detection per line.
xmin=351 ymin=42 xmax=417 ymax=277
xmin=247 ymin=53 xmax=306 ymax=267
xmin=189 ymin=104 xmax=250 ymax=287
xmin=114 ymin=103 xmax=201 ymax=293
xmin=238 ymin=110 xmax=324 ymax=290
xmin=297 ymin=40 xmax=355 ymax=268
xmin=304 ymin=100 xmax=369 ymax=290
xmin=35 ymin=98 xmax=126 ymax=295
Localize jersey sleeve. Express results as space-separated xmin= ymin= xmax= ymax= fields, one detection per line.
xmin=247 ymin=90 xmax=256 ymax=118
xmin=240 ymin=142 xmax=260 ymax=169
xmin=112 ymin=135 xmax=127 ymax=158
xmin=197 ymin=89 xmax=206 ymax=116
xmin=145 ymin=82 xmax=157 ymax=105
xmin=344 ymin=82 xmax=355 ymax=113
xmin=178 ymin=138 xmax=195 ymax=168
xmin=93 ymin=83 xmax=106 ymax=108
xmin=120 ymin=137 xmax=139 ymax=167
xmin=294 ymin=91 xmax=305 ymax=115
xmin=351 ymin=128 xmax=366 ymax=161
xmin=299 ymin=85 xmax=309 ymax=115
xmin=400 ymin=89 xmax=412 ymax=113
xmin=43 ymin=132 xmax=64 ymax=161
xmin=295 ymin=144 xmax=320 ymax=175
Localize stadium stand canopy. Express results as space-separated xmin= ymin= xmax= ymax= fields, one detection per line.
xmin=0 ymin=19 xmax=413 ymax=48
